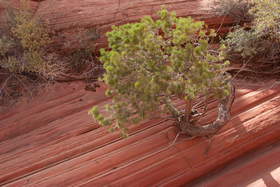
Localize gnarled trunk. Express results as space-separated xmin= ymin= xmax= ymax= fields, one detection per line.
xmin=178 ymin=81 xmax=235 ymax=137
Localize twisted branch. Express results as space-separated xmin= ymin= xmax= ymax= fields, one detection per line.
xmin=177 ymin=80 xmax=235 ymax=137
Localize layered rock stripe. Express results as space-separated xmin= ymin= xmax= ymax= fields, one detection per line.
xmin=0 ymin=80 xmax=280 ymax=186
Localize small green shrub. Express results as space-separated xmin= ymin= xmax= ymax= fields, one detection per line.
xmin=223 ymin=0 xmax=280 ymax=67
xmin=0 ymin=0 xmax=52 ymax=74
xmin=89 ymin=8 xmax=234 ymax=137
xmin=0 ymin=0 xmax=58 ymax=104
xmin=0 ymin=0 xmax=101 ymax=104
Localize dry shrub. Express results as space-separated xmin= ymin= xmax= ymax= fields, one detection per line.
xmin=0 ymin=0 xmax=101 ymax=105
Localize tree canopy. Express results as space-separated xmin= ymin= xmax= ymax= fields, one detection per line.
xmin=89 ymin=8 xmax=232 ymax=136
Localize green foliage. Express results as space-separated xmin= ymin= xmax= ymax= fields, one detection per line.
xmin=223 ymin=0 xmax=280 ymax=63
xmin=11 ymin=8 xmax=51 ymax=52
xmin=250 ymin=0 xmax=280 ymax=35
xmin=224 ymin=26 xmax=259 ymax=58
xmin=0 ymin=0 xmax=101 ymax=105
xmin=0 ymin=0 xmax=100 ymax=76
xmin=89 ymin=8 xmax=231 ymax=136
xmin=0 ymin=0 xmax=51 ymax=74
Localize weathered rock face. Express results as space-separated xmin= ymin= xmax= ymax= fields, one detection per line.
xmin=0 ymin=80 xmax=280 ymax=186
xmin=37 ymin=0 xmax=213 ymax=30
xmin=37 ymin=0 xmax=235 ymax=47
xmin=0 ymin=0 xmax=234 ymax=48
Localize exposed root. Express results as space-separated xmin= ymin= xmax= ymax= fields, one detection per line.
xmin=177 ymin=80 xmax=235 ymax=137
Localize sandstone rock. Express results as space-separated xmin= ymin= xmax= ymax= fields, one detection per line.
xmin=0 ymin=0 xmax=235 ymax=49
xmin=0 ymin=81 xmax=280 ymax=186
xmin=36 ymin=0 xmax=234 ymax=48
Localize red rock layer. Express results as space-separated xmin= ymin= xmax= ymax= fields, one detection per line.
xmin=36 ymin=0 xmax=234 ymax=48
xmin=0 ymin=0 xmax=235 ymax=49
xmin=191 ymin=140 xmax=280 ymax=187
xmin=0 ymin=80 xmax=280 ymax=186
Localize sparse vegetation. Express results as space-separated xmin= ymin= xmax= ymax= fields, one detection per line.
xmin=59 ymin=27 xmax=100 ymax=74
xmin=213 ymin=0 xmax=253 ymax=24
xmin=0 ymin=0 xmax=101 ymax=105
xmin=89 ymin=8 xmax=235 ymax=137
xmin=219 ymin=0 xmax=280 ymax=73
xmin=0 ymin=1 xmax=51 ymax=73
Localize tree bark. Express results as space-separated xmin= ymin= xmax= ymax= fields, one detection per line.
xmin=178 ymin=81 xmax=235 ymax=137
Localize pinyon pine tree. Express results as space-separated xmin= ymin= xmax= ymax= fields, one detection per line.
xmin=89 ymin=8 xmax=235 ymax=137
